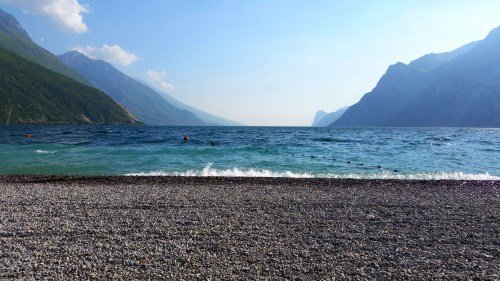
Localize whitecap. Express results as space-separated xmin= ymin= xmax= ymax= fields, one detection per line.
xmin=35 ymin=150 xmax=56 ymax=154
xmin=125 ymin=163 xmax=499 ymax=180
xmin=125 ymin=163 xmax=314 ymax=178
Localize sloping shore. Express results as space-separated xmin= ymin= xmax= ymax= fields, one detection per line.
xmin=0 ymin=176 xmax=498 ymax=279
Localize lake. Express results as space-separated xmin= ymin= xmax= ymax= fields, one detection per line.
xmin=0 ymin=126 xmax=499 ymax=179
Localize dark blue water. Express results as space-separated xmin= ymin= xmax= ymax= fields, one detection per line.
xmin=0 ymin=126 xmax=499 ymax=179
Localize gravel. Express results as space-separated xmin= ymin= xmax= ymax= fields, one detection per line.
xmin=0 ymin=176 xmax=499 ymax=279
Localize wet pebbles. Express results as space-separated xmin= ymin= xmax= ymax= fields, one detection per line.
xmin=0 ymin=176 xmax=498 ymax=279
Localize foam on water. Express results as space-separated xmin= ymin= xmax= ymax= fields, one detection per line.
xmin=125 ymin=163 xmax=500 ymax=180
xmin=126 ymin=163 xmax=315 ymax=178
xmin=2 ymin=126 xmax=499 ymax=177
xmin=35 ymin=150 xmax=56 ymax=154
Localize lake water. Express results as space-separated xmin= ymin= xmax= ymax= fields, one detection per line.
xmin=0 ymin=126 xmax=499 ymax=179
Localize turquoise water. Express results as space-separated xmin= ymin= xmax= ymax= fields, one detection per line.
xmin=0 ymin=126 xmax=499 ymax=179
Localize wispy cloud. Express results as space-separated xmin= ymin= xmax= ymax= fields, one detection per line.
xmin=0 ymin=0 xmax=89 ymax=33
xmin=146 ymin=70 xmax=174 ymax=91
xmin=73 ymin=44 xmax=138 ymax=66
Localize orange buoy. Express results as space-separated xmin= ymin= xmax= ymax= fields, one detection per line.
xmin=183 ymin=135 xmax=189 ymax=141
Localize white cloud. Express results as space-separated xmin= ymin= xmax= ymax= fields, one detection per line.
xmin=146 ymin=70 xmax=174 ymax=91
xmin=0 ymin=0 xmax=89 ymax=33
xmin=73 ymin=44 xmax=138 ymax=66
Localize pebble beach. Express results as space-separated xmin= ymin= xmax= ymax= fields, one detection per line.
xmin=0 ymin=176 xmax=498 ymax=279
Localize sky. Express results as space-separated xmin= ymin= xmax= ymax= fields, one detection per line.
xmin=0 ymin=0 xmax=499 ymax=126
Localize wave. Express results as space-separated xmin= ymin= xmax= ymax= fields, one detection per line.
xmin=126 ymin=163 xmax=315 ymax=178
xmin=125 ymin=164 xmax=499 ymax=180
xmin=35 ymin=150 xmax=55 ymax=154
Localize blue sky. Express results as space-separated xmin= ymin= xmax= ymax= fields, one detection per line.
xmin=1 ymin=0 xmax=499 ymax=125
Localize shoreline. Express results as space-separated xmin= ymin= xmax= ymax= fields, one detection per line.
xmin=1 ymin=174 xmax=499 ymax=185
xmin=1 ymin=175 xmax=498 ymax=279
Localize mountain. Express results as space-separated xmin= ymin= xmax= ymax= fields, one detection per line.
xmin=0 ymin=9 xmax=88 ymax=85
xmin=312 ymin=106 xmax=348 ymax=127
xmin=408 ymin=41 xmax=478 ymax=72
xmin=312 ymin=111 xmax=328 ymax=127
xmin=332 ymin=26 xmax=500 ymax=127
xmin=59 ymin=51 xmax=209 ymax=126
xmin=0 ymin=46 xmax=139 ymax=124
xmin=0 ymin=8 xmax=237 ymax=126
xmin=435 ymin=27 xmax=500 ymax=84
xmin=157 ymin=92 xmax=242 ymax=126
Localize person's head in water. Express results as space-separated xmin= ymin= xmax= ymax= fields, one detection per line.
xmin=211 ymin=140 xmax=216 ymax=146
xmin=183 ymin=135 xmax=189 ymax=141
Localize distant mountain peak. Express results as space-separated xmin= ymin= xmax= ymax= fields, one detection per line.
xmin=315 ymin=110 xmax=328 ymax=116
xmin=482 ymin=26 xmax=500 ymax=46
xmin=312 ymin=107 xmax=349 ymax=127
xmin=0 ymin=9 xmax=31 ymax=41
xmin=60 ymin=51 xmax=102 ymax=64
xmin=486 ymin=26 xmax=500 ymax=38
xmin=312 ymin=110 xmax=328 ymax=125
xmin=64 ymin=50 xmax=91 ymax=59
xmin=61 ymin=51 xmax=120 ymax=72
xmin=387 ymin=62 xmax=407 ymax=71
xmin=0 ymin=9 xmax=89 ymax=84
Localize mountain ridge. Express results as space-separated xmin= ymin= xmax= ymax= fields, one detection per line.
xmin=331 ymin=26 xmax=500 ymax=128
xmin=0 ymin=9 xmax=30 ymax=40
xmin=0 ymin=8 xmax=88 ymax=85
xmin=0 ymin=46 xmax=139 ymax=124
xmin=59 ymin=51 xmax=211 ymax=126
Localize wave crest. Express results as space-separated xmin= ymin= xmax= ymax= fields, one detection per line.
xmin=126 ymin=163 xmax=315 ymax=178
xmin=125 ymin=164 xmax=499 ymax=180
xmin=35 ymin=150 xmax=55 ymax=154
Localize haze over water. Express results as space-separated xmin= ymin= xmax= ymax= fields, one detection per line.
xmin=0 ymin=126 xmax=498 ymax=180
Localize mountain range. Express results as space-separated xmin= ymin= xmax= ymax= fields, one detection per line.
xmin=59 ymin=51 xmax=241 ymax=126
xmin=330 ymin=27 xmax=500 ymax=127
xmin=59 ymin=51 xmax=209 ymax=126
xmin=0 ymin=45 xmax=138 ymax=124
xmin=0 ymin=8 xmax=238 ymax=126
xmin=2 ymin=7 xmax=499 ymax=127
xmin=0 ymin=9 xmax=88 ymax=85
